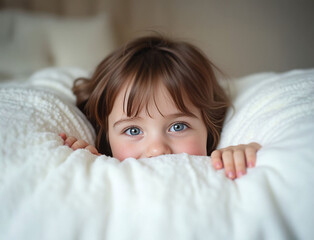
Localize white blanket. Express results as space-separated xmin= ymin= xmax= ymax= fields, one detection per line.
xmin=0 ymin=68 xmax=314 ymax=240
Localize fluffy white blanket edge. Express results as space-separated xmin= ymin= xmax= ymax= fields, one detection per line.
xmin=0 ymin=68 xmax=314 ymax=240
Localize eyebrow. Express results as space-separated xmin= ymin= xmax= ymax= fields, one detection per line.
xmin=165 ymin=112 xmax=197 ymax=119
xmin=113 ymin=112 xmax=197 ymax=128
xmin=113 ymin=117 xmax=141 ymax=128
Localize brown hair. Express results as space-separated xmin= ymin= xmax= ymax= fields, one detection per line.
xmin=73 ymin=35 xmax=230 ymax=156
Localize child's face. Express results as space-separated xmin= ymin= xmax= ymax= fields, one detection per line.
xmin=107 ymin=84 xmax=208 ymax=160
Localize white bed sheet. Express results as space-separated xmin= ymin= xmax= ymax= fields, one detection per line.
xmin=0 ymin=68 xmax=313 ymax=240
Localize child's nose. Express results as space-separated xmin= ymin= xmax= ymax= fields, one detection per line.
xmin=144 ymin=139 xmax=172 ymax=158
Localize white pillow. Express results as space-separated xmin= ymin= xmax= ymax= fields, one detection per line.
xmin=0 ymin=10 xmax=51 ymax=80
xmin=47 ymin=13 xmax=116 ymax=71
xmin=0 ymin=10 xmax=115 ymax=81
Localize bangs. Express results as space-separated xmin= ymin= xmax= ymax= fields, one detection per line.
xmin=122 ymin=50 xmax=194 ymax=118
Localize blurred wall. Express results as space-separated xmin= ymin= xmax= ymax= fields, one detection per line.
xmin=1 ymin=0 xmax=314 ymax=77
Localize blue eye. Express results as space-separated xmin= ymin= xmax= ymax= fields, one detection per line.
xmin=125 ymin=127 xmax=142 ymax=136
xmin=169 ymin=123 xmax=187 ymax=132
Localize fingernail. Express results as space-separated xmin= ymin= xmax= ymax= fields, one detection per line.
xmin=238 ymin=171 xmax=244 ymax=177
xmin=228 ymin=172 xmax=234 ymax=178
xmin=215 ymin=162 xmax=221 ymax=168
xmin=248 ymin=162 xmax=254 ymax=168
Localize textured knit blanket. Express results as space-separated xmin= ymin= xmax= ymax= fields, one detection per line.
xmin=0 ymin=68 xmax=313 ymax=240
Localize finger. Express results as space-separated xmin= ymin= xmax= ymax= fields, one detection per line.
xmin=233 ymin=150 xmax=246 ymax=178
xmin=64 ymin=136 xmax=78 ymax=147
xmin=250 ymin=142 xmax=262 ymax=150
xmin=71 ymin=140 xmax=89 ymax=150
xmin=85 ymin=145 xmax=101 ymax=155
xmin=245 ymin=147 xmax=257 ymax=168
xmin=59 ymin=133 xmax=67 ymax=141
xmin=211 ymin=150 xmax=223 ymax=169
xmin=222 ymin=150 xmax=236 ymax=179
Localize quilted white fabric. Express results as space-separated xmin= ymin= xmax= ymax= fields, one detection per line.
xmin=0 ymin=68 xmax=313 ymax=240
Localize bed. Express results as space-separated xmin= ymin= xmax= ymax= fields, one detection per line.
xmin=1 ymin=8 xmax=314 ymax=240
xmin=1 ymin=67 xmax=314 ymax=240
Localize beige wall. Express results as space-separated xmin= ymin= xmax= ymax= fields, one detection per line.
xmin=1 ymin=0 xmax=314 ymax=77
xmin=117 ymin=0 xmax=314 ymax=77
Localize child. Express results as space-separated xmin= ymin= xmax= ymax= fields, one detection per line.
xmin=60 ymin=35 xmax=261 ymax=179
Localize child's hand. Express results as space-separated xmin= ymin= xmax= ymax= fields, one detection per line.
xmin=211 ymin=142 xmax=261 ymax=180
xmin=59 ymin=133 xmax=100 ymax=156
